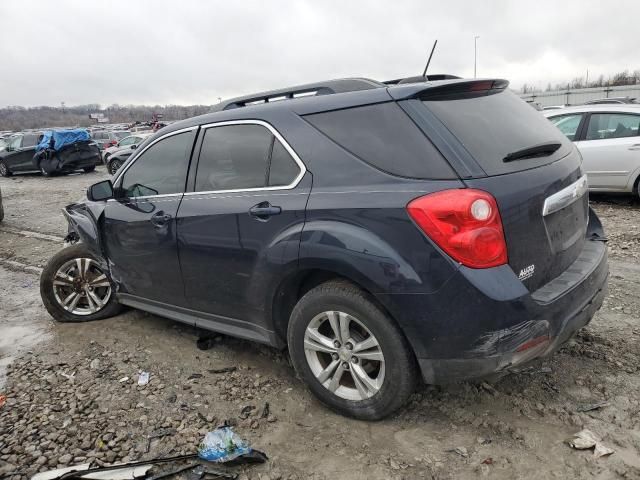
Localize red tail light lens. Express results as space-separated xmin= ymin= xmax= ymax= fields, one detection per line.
xmin=407 ymin=189 xmax=508 ymax=269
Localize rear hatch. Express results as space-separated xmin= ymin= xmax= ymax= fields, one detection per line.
xmin=414 ymin=81 xmax=588 ymax=291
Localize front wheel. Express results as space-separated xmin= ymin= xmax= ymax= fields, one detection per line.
xmin=287 ymin=280 xmax=418 ymax=420
xmin=108 ymin=159 xmax=122 ymax=175
xmin=40 ymin=244 xmax=122 ymax=322
xmin=0 ymin=161 xmax=11 ymax=177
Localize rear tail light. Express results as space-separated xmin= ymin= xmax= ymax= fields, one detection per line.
xmin=407 ymin=189 xmax=508 ymax=269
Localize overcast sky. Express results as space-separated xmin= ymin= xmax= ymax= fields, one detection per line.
xmin=0 ymin=0 xmax=638 ymax=108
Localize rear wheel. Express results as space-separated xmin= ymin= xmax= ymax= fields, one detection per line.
xmin=40 ymin=244 xmax=122 ymax=322
xmin=0 ymin=161 xmax=11 ymax=177
xmin=108 ymin=159 xmax=122 ymax=175
xmin=287 ymin=280 xmax=417 ymax=420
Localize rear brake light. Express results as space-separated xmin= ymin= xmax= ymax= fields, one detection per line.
xmin=407 ymin=189 xmax=508 ymax=269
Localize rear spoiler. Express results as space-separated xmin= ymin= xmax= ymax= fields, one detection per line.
xmin=388 ymin=78 xmax=510 ymax=101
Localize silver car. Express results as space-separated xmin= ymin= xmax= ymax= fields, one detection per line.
xmin=544 ymin=105 xmax=640 ymax=197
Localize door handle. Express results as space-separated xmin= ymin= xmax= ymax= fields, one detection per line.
xmin=249 ymin=202 xmax=281 ymax=219
xmin=628 ymin=144 xmax=640 ymax=151
xmin=150 ymin=211 xmax=172 ymax=227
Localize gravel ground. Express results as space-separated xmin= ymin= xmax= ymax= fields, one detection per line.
xmin=1 ymin=171 xmax=640 ymax=480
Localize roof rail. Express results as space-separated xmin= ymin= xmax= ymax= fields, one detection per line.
xmin=383 ymin=74 xmax=461 ymax=85
xmin=214 ymin=78 xmax=385 ymax=112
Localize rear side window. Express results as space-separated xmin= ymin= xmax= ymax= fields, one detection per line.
xmin=22 ymin=134 xmax=38 ymax=147
xmin=549 ymin=114 xmax=583 ymax=141
xmin=423 ymin=90 xmax=572 ymax=176
xmin=585 ymin=113 xmax=640 ymax=140
xmin=195 ymin=124 xmax=302 ymax=192
xmin=305 ymin=102 xmax=456 ymax=179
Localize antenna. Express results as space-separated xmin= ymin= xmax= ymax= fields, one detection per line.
xmin=422 ymin=40 xmax=438 ymax=78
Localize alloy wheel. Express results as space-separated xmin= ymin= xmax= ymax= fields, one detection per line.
xmin=109 ymin=160 xmax=122 ymax=175
xmin=52 ymin=258 xmax=112 ymax=316
xmin=0 ymin=162 xmax=8 ymax=177
xmin=304 ymin=310 xmax=385 ymax=401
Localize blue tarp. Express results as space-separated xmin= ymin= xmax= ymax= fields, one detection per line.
xmin=36 ymin=129 xmax=90 ymax=153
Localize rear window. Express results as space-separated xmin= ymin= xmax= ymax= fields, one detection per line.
xmin=305 ymin=102 xmax=456 ymax=179
xmin=423 ymin=90 xmax=572 ymax=176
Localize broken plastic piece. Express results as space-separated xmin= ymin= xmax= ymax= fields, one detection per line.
xmin=138 ymin=372 xmax=150 ymax=385
xmin=0 ymin=394 xmax=6 ymax=409
xmin=576 ymin=401 xmax=609 ymax=413
xmin=198 ymin=427 xmax=251 ymax=463
xmin=566 ymin=429 xmax=614 ymax=458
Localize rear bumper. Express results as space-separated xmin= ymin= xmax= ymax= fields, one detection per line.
xmin=378 ymin=233 xmax=608 ymax=384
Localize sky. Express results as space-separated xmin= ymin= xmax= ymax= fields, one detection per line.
xmin=0 ymin=0 xmax=638 ymax=108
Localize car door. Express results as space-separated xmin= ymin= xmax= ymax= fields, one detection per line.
xmin=576 ymin=112 xmax=640 ymax=190
xmin=102 ymin=127 xmax=197 ymax=306
xmin=4 ymin=135 xmax=28 ymax=171
xmin=177 ymin=121 xmax=310 ymax=332
xmin=14 ymin=134 xmax=39 ymax=170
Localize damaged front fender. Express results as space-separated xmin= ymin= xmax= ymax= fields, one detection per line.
xmin=63 ymin=201 xmax=107 ymax=260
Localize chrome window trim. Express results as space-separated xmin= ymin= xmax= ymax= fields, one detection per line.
xmin=183 ymin=119 xmax=307 ymax=196
xmin=112 ymin=126 xmax=199 ymax=188
xmin=542 ymin=174 xmax=588 ymax=216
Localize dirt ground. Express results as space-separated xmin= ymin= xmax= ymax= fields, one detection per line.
xmin=1 ymin=169 xmax=639 ymax=480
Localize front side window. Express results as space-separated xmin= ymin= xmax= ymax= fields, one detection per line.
xmin=119 ymin=136 xmax=136 ymax=146
xmin=549 ymin=114 xmax=583 ymax=141
xmin=120 ymin=130 xmax=195 ymax=198
xmin=585 ymin=113 xmax=640 ymax=140
xmin=8 ymin=136 xmax=22 ymax=150
xmin=22 ymin=134 xmax=38 ymax=147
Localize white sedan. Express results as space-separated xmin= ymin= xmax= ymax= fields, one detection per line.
xmin=544 ymin=105 xmax=640 ymax=197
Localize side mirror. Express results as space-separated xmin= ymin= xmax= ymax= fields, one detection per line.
xmin=131 ymin=144 xmax=137 ymax=150
xmin=87 ymin=180 xmax=114 ymax=201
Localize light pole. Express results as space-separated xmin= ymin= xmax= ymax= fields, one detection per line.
xmin=474 ymin=36 xmax=480 ymax=78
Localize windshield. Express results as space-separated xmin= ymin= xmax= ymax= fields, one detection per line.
xmin=423 ymin=89 xmax=572 ymax=176
xmin=115 ymin=131 xmax=131 ymax=140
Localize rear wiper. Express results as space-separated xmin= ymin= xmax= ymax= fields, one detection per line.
xmin=503 ymin=142 xmax=561 ymax=162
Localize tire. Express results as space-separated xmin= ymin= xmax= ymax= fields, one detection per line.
xmin=0 ymin=161 xmax=11 ymax=177
xmin=287 ymin=280 xmax=418 ymax=420
xmin=40 ymin=243 xmax=122 ymax=322
xmin=83 ymin=166 xmax=96 ymax=173
xmin=40 ymin=165 xmax=51 ymax=177
xmin=108 ymin=159 xmax=122 ymax=175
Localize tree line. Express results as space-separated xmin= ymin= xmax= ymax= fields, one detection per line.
xmin=521 ymin=69 xmax=640 ymax=94
xmin=0 ymin=104 xmax=213 ymax=131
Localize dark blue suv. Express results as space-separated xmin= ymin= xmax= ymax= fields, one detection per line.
xmin=40 ymin=77 xmax=608 ymax=419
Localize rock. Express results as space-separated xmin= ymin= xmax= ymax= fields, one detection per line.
xmin=58 ymin=453 xmax=72 ymax=464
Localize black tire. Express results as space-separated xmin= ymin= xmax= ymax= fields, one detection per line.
xmin=83 ymin=166 xmax=96 ymax=173
xmin=40 ymin=165 xmax=51 ymax=177
xmin=40 ymin=243 xmax=122 ymax=322
xmin=287 ymin=280 xmax=418 ymax=420
xmin=0 ymin=161 xmax=11 ymax=177
xmin=108 ymin=159 xmax=122 ymax=175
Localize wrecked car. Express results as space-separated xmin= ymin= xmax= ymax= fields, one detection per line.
xmin=0 ymin=129 xmax=101 ymax=177
xmin=40 ymin=76 xmax=609 ymax=420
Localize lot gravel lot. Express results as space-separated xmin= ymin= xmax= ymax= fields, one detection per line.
xmin=1 ymin=169 xmax=640 ymax=479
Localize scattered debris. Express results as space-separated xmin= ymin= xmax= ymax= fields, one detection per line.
xmin=187 ymin=373 xmax=203 ymax=380
xmin=138 ymin=371 xmax=150 ymax=386
xmin=207 ymin=367 xmax=237 ymax=375
xmin=481 ymin=457 xmax=493 ymax=465
xmin=480 ymin=382 xmax=498 ymax=396
xmin=89 ymin=359 xmax=100 ymax=370
xmin=146 ymin=427 xmax=177 ymax=453
xmin=576 ymin=401 xmax=610 ymax=413
xmin=448 ymin=446 xmax=469 ymax=458
xmin=476 ymin=436 xmax=492 ymax=445
xmin=260 ymin=402 xmax=270 ymax=419
xmin=239 ymin=405 xmax=255 ymax=420
xmin=198 ymin=427 xmax=253 ymax=463
xmin=566 ymin=429 xmax=615 ymax=458
xmin=118 ymin=376 xmax=129 ymax=383
xmin=0 ymin=394 xmax=6 ymax=409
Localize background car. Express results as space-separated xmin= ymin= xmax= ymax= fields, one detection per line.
xmin=584 ymin=97 xmax=638 ymax=105
xmin=102 ymin=133 xmax=152 ymax=162
xmin=0 ymin=130 xmax=102 ymax=176
xmin=0 ymin=132 xmax=43 ymax=176
xmin=91 ymin=130 xmax=130 ymax=150
xmin=545 ymin=105 xmax=640 ymax=196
